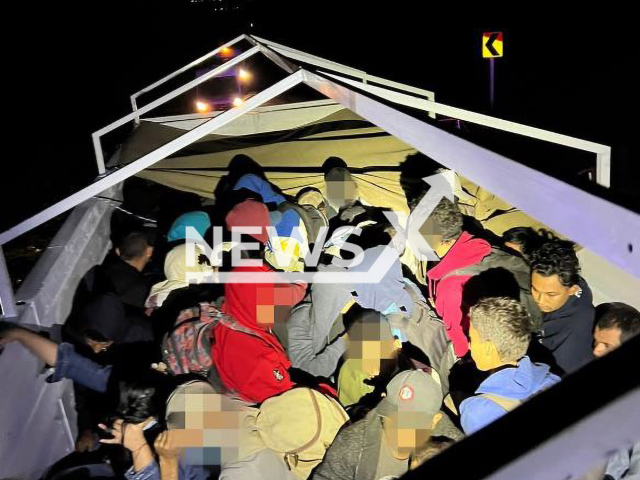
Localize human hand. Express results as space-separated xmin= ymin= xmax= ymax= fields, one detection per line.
xmin=154 ymin=430 xmax=183 ymax=461
xmin=98 ymin=418 xmax=149 ymax=452
xmin=75 ymin=429 xmax=96 ymax=452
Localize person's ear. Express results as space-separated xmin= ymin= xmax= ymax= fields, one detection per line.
xmin=146 ymin=246 xmax=154 ymax=257
xmin=431 ymin=412 xmax=443 ymax=429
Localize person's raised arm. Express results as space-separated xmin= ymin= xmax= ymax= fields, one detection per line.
xmin=1 ymin=321 xmax=112 ymax=393
xmin=0 ymin=323 xmax=58 ymax=366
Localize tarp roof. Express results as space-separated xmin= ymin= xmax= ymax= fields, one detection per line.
xmin=0 ymin=34 xmax=638 ymax=280
xmin=115 ymin=106 xmax=415 ymax=213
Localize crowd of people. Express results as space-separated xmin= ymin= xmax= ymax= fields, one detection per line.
xmin=1 ymin=153 xmax=638 ymax=480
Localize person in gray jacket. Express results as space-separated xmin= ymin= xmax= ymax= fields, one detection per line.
xmin=281 ymin=297 xmax=348 ymax=378
xmin=312 ymin=370 xmax=458 ymax=480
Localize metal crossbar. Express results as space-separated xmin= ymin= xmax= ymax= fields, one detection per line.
xmin=0 ymin=71 xmax=304 ymax=247
xmin=318 ymin=70 xmax=612 ymax=187
xmin=92 ymin=44 xmax=261 ymax=174
xmin=301 ymin=70 xmax=638 ymax=276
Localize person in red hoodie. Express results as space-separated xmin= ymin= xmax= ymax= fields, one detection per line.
xmin=425 ymin=198 xmax=492 ymax=358
xmin=213 ymin=200 xmax=307 ymax=404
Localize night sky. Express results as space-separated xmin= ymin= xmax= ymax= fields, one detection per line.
xmin=2 ymin=1 xmax=637 ymax=235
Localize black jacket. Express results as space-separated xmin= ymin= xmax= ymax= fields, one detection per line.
xmin=540 ymin=277 xmax=595 ymax=376
xmin=92 ymin=255 xmax=151 ymax=309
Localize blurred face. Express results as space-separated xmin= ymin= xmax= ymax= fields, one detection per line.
xmin=531 ymin=272 xmax=578 ymax=313
xmin=383 ymin=412 xmax=434 ymax=459
xmin=166 ymin=391 xmax=250 ymax=466
xmin=418 ymin=216 xmax=455 ymax=258
xmin=346 ymin=323 xmax=398 ymax=378
xmin=326 ymin=180 xmax=357 ymax=205
xmin=593 ymin=326 xmax=622 ymax=358
xmin=255 ymin=286 xmax=296 ymax=327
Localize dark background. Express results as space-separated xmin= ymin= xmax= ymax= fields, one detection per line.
xmin=1 ymin=1 xmax=637 ymax=279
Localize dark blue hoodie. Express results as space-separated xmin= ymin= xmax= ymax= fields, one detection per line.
xmin=540 ymin=277 xmax=595 ymax=376
xmin=460 ymin=356 xmax=560 ymax=434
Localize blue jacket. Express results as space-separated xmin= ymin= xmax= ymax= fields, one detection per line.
xmin=460 ymin=356 xmax=560 ymax=434
xmin=233 ymin=174 xmax=302 ymax=240
xmin=125 ymin=459 xmax=210 ymax=480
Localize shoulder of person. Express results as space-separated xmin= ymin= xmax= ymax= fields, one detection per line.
xmin=460 ymin=394 xmax=508 ymax=434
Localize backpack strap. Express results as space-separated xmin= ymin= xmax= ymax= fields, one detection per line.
xmin=283 ymin=389 xmax=323 ymax=469
xmin=479 ymin=393 xmax=523 ymax=412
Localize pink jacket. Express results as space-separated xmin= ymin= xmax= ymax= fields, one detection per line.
xmin=427 ymin=231 xmax=492 ymax=357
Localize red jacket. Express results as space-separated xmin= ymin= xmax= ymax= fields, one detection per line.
xmin=427 ymin=231 xmax=492 ymax=357
xmin=212 ymin=264 xmax=307 ymax=404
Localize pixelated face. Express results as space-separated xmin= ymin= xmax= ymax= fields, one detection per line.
xmin=326 ymin=180 xmax=357 ymax=203
xmin=417 ymin=216 xmax=452 ymax=258
xmin=531 ymin=272 xmax=577 ymax=313
xmin=385 ymin=412 xmax=433 ymax=457
xmin=593 ymin=326 xmax=622 ymax=358
xmin=165 ymin=392 xmax=252 ymax=466
xmin=255 ymin=286 xmax=296 ymax=326
xmin=347 ymin=322 xmax=398 ymax=377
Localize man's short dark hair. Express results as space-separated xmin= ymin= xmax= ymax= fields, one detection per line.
xmin=596 ymin=302 xmax=640 ymax=342
xmin=117 ymin=231 xmax=150 ymax=261
xmin=431 ymin=197 xmax=464 ymax=241
xmin=322 ymin=156 xmax=348 ymax=177
xmin=529 ymin=236 xmax=580 ymax=287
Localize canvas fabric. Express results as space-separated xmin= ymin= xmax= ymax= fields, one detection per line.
xmin=254 ymin=387 xmax=349 ymax=480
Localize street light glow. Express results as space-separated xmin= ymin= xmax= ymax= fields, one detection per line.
xmin=238 ymin=68 xmax=251 ymax=82
xmin=232 ymin=97 xmax=244 ymax=107
xmin=220 ymin=46 xmax=233 ymax=57
xmin=195 ymin=100 xmax=210 ymax=113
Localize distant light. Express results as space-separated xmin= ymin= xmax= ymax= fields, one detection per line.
xmin=238 ymin=68 xmax=251 ymax=82
xmin=195 ymin=100 xmax=211 ymax=113
xmin=220 ymin=46 xmax=233 ymax=57
xmin=232 ymin=97 xmax=244 ymax=107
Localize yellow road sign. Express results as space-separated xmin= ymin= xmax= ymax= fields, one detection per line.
xmin=483 ymin=32 xmax=503 ymax=58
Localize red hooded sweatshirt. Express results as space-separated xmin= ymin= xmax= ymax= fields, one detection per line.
xmin=427 ymin=231 xmax=492 ymax=357
xmin=212 ymin=264 xmax=307 ymax=403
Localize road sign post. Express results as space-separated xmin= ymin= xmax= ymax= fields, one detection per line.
xmin=483 ymin=32 xmax=503 ymax=109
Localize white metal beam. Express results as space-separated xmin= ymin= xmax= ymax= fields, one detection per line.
xmin=301 ymin=70 xmax=639 ymax=277
xmin=596 ymin=151 xmax=612 ymax=188
xmin=92 ymin=45 xmax=261 ymax=174
xmin=0 ymin=246 xmax=17 ymax=318
xmin=250 ymin=35 xmax=437 ymax=118
xmin=0 ymin=71 xmax=304 ymax=246
xmin=143 ymin=99 xmax=338 ymax=124
xmin=320 ymin=70 xmax=612 ymax=187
